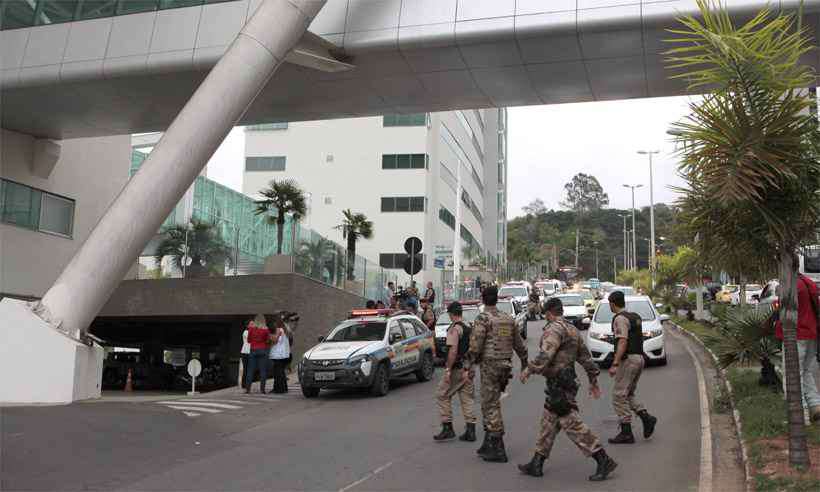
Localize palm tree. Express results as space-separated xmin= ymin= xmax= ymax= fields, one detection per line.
xmin=154 ymin=218 xmax=232 ymax=278
xmin=296 ymin=237 xmax=336 ymax=281
xmin=335 ymin=209 xmax=373 ymax=281
xmin=666 ymin=0 xmax=820 ymax=467
xmin=255 ymin=179 xmax=307 ymax=255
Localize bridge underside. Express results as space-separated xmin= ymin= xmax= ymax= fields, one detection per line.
xmin=2 ymin=1 xmax=820 ymax=139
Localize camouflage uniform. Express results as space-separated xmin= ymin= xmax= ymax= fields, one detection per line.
xmin=435 ymin=323 xmax=476 ymax=424
xmin=466 ymin=306 xmax=528 ymax=434
xmin=612 ymin=315 xmax=646 ymax=424
xmin=528 ymin=293 xmax=542 ymax=317
xmin=529 ymin=318 xmax=602 ymax=458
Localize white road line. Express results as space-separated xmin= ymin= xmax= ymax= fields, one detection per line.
xmin=338 ymin=462 xmax=393 ymax=492
xmin=179 ymin=399 xmax=257 ymax=405
xmin=182 ymin=411 xmax=201 ymax=417
xmin=678 ymin=331 xmax=714 ymax=492
xmin=155 ymin=401 xmax=242 ymax=409
xmin=163 ymin=405 xmax=222 ymax=414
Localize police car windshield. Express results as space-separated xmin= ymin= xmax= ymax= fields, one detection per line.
xmin=557 ymin=295 xmax=584 ymax=306
xmin=594 ymin=301 xmax=656 ymax=323
xmin=494 ymin=301 xmax=515 ymax=315
xmin=326 ymin=321 xmax=386 ymax=342
xmin=500 ymin=287 xmax=527 ymax=297
xmin=437 ymin=309 xmax=480 ymax=325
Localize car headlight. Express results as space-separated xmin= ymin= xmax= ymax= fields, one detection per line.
xmin=644 ymin=328 xmax=663 ymax=339
xmin=589 ymin=332 xmax=608 ymax=340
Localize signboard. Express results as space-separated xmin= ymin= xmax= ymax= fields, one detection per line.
xmin=434 ymin=257 xmax=445 ymax=269
xmin=404 ymin=237 xmax=422 ymax=255
xmin=187 ymin=358 xmax=202 ymax=378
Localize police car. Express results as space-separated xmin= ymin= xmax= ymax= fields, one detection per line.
xmin=298 ymin=309 xmax=435 ymax=398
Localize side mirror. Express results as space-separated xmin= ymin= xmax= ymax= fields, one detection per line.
xmin=317 ymin=336 xmax=325 ymax=342
xmin=751 ymin=294 xmax=760 ymax=302
xmin=389 ymin=334 xmax=402 ymax=344
xmin=659 ymin=314 xmax=670 ymax=323
xmin=582 ymin=318 xmax=591 ymax=326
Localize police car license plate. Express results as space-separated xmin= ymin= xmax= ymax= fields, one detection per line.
xmin=314 ymin=372 xmax=335 ymax=381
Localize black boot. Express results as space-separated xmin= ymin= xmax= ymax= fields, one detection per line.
xmin=459 ymin=423 xmax=476 ymax=442
xmin=476 ymin=429 xmax=490 ymax=455
xmin=608 ymin=423 xmax=635 ymax=444
xmin=481 ymin=432 xmax=508 ymax=463
xmin=433 ymin=422 xmax=456 ymax=441
xmin=637 ymin=410 xmax=657 ymax=439
xmin=518 ymin=453 xmax=546 ymax=477
xmin=589 ymin=449 xmax=617 ymax=481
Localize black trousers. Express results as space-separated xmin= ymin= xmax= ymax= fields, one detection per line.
xmin=240 ymin=354 xmax=249 ymax=388
xmin=271 ymin=358 xmax=288 ymax=393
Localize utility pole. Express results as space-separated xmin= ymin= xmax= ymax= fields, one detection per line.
xmin=638 ymin=150 xmax=660 ymax=288
xmin=623 ymin=184 xmax=643 ymax=270
xmin=619 ymin=214 xmax=628 ymax=271
xmin=594 ymin=241 xmax=599 ymax=279
xmin=613 ymin=255 xmax=617 ymax=282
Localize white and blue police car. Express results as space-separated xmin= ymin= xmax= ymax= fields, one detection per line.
xmin=298 ymin=309 xmax=435 ymax=398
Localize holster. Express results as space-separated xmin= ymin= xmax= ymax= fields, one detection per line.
xmin=545 ymin=367 xmax=579 ymax=417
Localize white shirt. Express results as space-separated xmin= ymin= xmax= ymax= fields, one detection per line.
xmin=241 ymin=330 xmax=250 ymax=354
xmin=269 ymin=328 xmax=290 ymax=360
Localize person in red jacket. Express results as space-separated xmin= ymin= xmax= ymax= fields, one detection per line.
xmin=244 ymin=314 xmax=271 ymax=394
xmin=775 ymin=262 xmax=820 ymax=422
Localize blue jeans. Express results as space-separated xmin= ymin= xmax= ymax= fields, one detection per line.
xmin=245 ymin=349 xmax=268 ymax=393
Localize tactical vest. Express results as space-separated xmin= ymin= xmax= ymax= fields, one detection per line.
xmin=613 ymin=311 xmax=644 ymax=355
xmin=440 ymin=321 xmax=471 ymax=367
xmin=482 ymin=309 xmax=516 ymax=360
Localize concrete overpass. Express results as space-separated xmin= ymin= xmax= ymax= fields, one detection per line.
xmin=4 ymin=0 xmax=820 ymax=140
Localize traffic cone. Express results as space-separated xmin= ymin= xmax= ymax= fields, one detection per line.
xmin=125 ymin=368 xmax=133 ymax=392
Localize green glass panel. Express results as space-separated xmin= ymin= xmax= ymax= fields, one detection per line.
xmin=1 ymin=180 xmax=39 ymax=230
xmin=117 ymin=0 xmax=158 ymax=15
xmin=37 ymin=1 xmax=80 ymax=25
xmin=411 ymin=154 xmax=425 ymax=169
xmin=159 ymin=0 xmax=202 ymax=9
xmin=2 ymin=0 xmax=37 ymax=29
xmin=396 ymin=154 xmax=410 ymax=169
xmin=381 ymin=154 xmax=396 ymax=169
xmin=78 ymin=0 xmax=117 ymax=19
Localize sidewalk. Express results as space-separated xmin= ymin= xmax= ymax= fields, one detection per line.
xmin=207 ymin=372 xmax=300 ymax=398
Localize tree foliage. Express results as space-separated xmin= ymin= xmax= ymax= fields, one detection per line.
xmin=522 ymin=198 xmax=547 ymax=216
xmin=336 ymin=209 xmax=373 ymax=280
xmin=560 ymin=173 xmax=610 ymax=214
xmin=154 ymin=218 xmax=232 ymax=278
xmin=255 ymin=179 xmax=308 ymax=255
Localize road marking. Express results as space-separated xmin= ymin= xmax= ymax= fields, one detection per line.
xmin=677 ymin=331 xmax=714 ymax=492
xmin=182 ymin=411 xmax=201 ymax=417
xmin=179 ymin=399 xmax=258 ymax=405
xmin=155 ymin=401 xmax=242 ymax=410
xmin=338 ymin=462 xmax=393 ymax=492
xmin=164 ymin=405 xmax=222 ymax=414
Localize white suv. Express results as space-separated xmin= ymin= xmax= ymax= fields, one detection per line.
xmin=585 ymin=296 xmax=669 ymax=366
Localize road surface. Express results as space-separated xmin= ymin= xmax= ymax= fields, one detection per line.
xmin=1 ymin=320 xmax=702 ymax=491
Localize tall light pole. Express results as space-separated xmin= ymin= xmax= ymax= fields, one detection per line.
xmin=638 ymin=150 xmax=660 ymax=288
xmin=619 ymin=214 xmax=629 ymax=271
xmin=623 ymin=184 xmax=643 ymax=270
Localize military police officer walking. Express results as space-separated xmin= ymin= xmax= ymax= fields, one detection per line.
xmin=607 ymin=291 xmax=658 ymax=444
xmin=519 ymin=297 xmax=618 ymax=481
xmin=463 ymin=285 xmax=528 ymax=463
xmin=433 ymin=302 xmax=477 ymax=442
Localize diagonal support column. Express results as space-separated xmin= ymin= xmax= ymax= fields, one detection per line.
xmin=38 ymin=0 xmax=327 ymax=337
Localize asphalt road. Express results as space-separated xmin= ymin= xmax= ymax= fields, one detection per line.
xmin=1 ymin=320 xmax=702 ymax=491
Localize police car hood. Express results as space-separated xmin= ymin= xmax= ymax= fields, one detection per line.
xmin=305 ymin=341 xmax=381 ymax=360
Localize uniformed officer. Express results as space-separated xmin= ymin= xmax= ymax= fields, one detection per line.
xmin=433 ymin=302 xmax=477 ymax=442
xmin=519 ymin=297 xmax=618 ymax=481
xmin=607 ymin=291 xmax=658 ymax=444
xmin=528 ymin=289 xmax=542 ymax=320
xmin=420 ymin=298 xmax=436 ymax=332
xmin=463 ymin=285 xmax=528 ymax=463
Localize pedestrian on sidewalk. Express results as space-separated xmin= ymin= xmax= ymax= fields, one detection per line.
xmin=245 ymin=314 xmax=271 ymax=394
xmin=269 ymin=318 xmax=291 ymax=394
xmin=433 ymin=302 xmax=477 ymax=442
xmin=607 ymin=291 xmax=658 ymax=444
xmin=240 ymin=326 xmax=251 ymax=389
xmin=775 ymin=258 xmax=820 ymax=422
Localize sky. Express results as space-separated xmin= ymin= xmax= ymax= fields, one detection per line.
xmin=204 ymin=96 xmax=698 ymax=215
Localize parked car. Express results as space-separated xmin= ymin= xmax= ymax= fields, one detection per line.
xmin=298 ymin=309 xmax=435 ymax=398
xmin=731 ymin=284 xmax=764 ymax=305
xmin=433 ymin=301 xmax=481 ymax=359
xmin=551 ymin=293 xmax=591 ymax=330
xmin=585 ymin=296 xmax=669 ymax=366
xmin=603 ymin=286 xmax=635 ymax=300
xmin=499 ymin=284 xmax=530 ymax=307
xmin=483 ymin=297 xmax=528 ymax=339
xmin=579 ymin=290 xmax=598 ymax=316
xmin=534 ymin=281 xmax=556 ymax=300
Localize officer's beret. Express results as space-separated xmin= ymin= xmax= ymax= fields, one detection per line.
xmin=545 ymin=297 xmax=563 ymax=313
xmin=447 ymin=301 xmax=463 ymax=315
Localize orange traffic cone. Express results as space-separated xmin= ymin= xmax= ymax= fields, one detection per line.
xmin=124 ymin=368 xmax=133 ymax=392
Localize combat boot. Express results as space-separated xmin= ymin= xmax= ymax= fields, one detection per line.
xmin=608 ymin=423 xmax=635 ymax=444
xmin=476 ymin=429 xmax=490 ymax=455
xmin=459 ymin=423 xmax=476 ymax=442
xmin=589 ymin=449 xmax=617 ymax=481
xmin=481 ymin=432 xmax=509 ymax=463
xmin=518 ymin=453 xmax=546 ymax=477
xmin=433 ymin=422 xmax=456 ymax=441
xmin=637 ymin=410 xmax=658 ymax=439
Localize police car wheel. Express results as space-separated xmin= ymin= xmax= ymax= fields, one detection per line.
xmin=415 ymin=352 xmax=434 ymax=382
xmin=370 ymin=364 xmax=390 ymax=397
xmin=302 ymin=386 xmax=320 ymax=398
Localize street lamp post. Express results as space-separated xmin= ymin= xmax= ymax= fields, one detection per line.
xmin=638 ymin=150 xmax=660 ymax=288
xmin=619 ymin=214 xmax=629 ymax=271
xmin=623 ymin=184 xmax=643 ymax=270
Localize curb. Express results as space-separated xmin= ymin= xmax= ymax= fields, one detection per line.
xmin=672 ymin=322 xmax=754 ymax=492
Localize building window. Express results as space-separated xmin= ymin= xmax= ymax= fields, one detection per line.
xmin=383 ymin=114 xmax=426 ymax=127
xmin=381 ymin=196 xmax=426 ymax=213
xmin=380 ymin=253 xmax=425 ymax=269
xmin=0 ymin=178 xmax=75 ymax=237
xmin=324 ymin=196 xmax=333 ymax=205
xmin=439 ymin=206 xmax=455 ymax=230
xmin=381 ymin=153 xmax=427 ymax=170
xmin=245 ymin=122 xmax=288 ymax=131
xmin=246 ymin=156 xmax=286 ymax=171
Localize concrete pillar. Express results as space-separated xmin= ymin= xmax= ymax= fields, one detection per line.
xmin=37 ymin=0 xmax=327 ymax=337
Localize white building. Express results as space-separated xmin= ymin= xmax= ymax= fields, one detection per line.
xmin=243 ymin=110 xmax=508 ymax=286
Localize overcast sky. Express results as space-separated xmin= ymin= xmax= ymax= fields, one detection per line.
xmin=205 ymin=96 xmax=697 ymax=215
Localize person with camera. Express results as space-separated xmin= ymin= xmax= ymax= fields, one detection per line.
xmin=433 ymin=302 xmax=477 ymax=442
xmin=519 ymin=297 xmax=616 ymax=482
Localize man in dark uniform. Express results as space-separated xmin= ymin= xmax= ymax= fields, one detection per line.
xmin=519 ymin=297 xmax=617 ymax=481
xmin=463 ymin=285 xmax=528 ymax=463
xmin=607 ymin=291 xmax=658 ymax=444
xmin=434 ymin=302 xmax=477 ymax=442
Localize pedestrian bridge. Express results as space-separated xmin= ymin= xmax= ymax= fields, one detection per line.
xmin=4 ymin=0 xmax=819 ymax=139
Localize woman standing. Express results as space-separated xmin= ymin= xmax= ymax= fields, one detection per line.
xmin=240 ymin=326 xmax=250 ymax=389
xmin=244 ymin=314 xmax=271 ymax=394
xmin=269 ymin=318 xmax=291 ymax=394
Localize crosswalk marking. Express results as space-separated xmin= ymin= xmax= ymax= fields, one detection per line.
xmin=155 ymin=401 xmax=242 ymax=410
xmin=154 ymin=386 xmax=302 ymax=417
xmin=164 ymin=405 xmax=222 ymax=414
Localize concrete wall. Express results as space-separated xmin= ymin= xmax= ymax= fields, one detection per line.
xmin=97 ymin=273 xmax=366 ymax=362
xmin=0 ymin=129 xmax=130 ymax=299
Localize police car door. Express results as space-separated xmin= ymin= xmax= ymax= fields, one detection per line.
xmin=387 ymin=320 xmax=409 ymax=372
xmin=399 ymin=319 xmax=424 ymax=370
